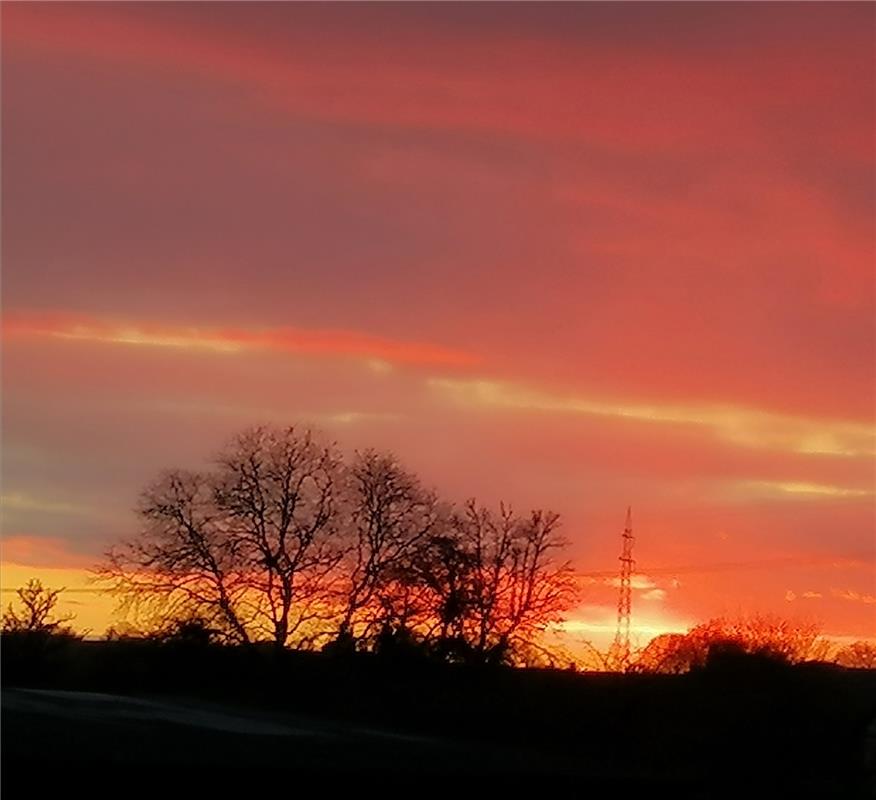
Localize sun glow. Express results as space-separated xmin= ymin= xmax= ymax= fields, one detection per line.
xmin=0 ymin=563 xmax=113 ymax=636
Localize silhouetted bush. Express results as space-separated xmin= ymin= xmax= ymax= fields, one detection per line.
xmin=1 ymin=628 xmax=81 ymax=685
xmin=700 ymin=639 xmax=791 ymax=676
xmin=152 ymin=616 xmax=219 ymax=647
xmin=321 ymin=629 xmax=358 ymax=658
xmin=1 ymin=579 xmax=82 ymax=684
xmin=371 ymin=622 xmax=431 ymax=664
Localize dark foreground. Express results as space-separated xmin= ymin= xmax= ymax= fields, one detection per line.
xmin=3 ymin=641 xmax=875 ymax=796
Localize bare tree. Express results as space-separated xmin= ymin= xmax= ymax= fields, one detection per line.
xmin=100 ymin=469 xmax=253 ymax=643
xmin=406 ymin=501 xmax=578 ymax=664
xmin=457 ymin=502 xmax=577 ymax=663
xmin=336 ymin=449 xmax=443 ymax=643
xmin=99 ymin=425 xmax=344 ymax=648
xmin=2 ymin=579 xmax=74 ymax=634
xmin=213 ymin=426 xmax=343 ymax=647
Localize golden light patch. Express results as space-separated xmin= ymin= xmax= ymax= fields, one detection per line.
xmin=556 ymin=606 xmax=692 ymax=643
xmin=1 ymin=562 xmax=114 ymax=637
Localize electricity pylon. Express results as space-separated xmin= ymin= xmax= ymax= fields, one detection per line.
xmin=613 ymin=506 xmax=634 ymax=669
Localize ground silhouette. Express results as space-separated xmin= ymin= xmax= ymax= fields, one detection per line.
xmin=2 ymin=627 xmax=875 ymax=795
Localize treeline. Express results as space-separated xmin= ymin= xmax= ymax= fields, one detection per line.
xmin=95 ymin=425 xmax=577 ymax=665
xmin=4 ymin=424 xmax=874 ymax=674
xmin=4 ymin=576 xmax=876 ymax=676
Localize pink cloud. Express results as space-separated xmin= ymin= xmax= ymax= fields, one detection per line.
xmin=1 ymin=535 xmax=96 ymax=570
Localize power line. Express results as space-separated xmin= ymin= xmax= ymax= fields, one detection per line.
xmin=575 ymin=553 xmax=869 ymax=581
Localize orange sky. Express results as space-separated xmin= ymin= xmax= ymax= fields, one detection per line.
xmin=1 ymin=3 xmax=874 ymax=647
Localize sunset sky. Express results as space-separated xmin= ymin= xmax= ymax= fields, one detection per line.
xmin=2 ymin=3 xmax=874 ymax=648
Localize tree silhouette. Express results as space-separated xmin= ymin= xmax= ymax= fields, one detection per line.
xmin=213 ymin=426 xmax=343 ymax=647
xmin=2 ymin=579 xmax=79 ymax=685
xmin=459 ymin=503 xmax=577 ymax=663
xmin=99 ymin=424 xmax=578 ymax=659
xmin=405 ymin=501 xmax=577 ymax=664
xmin=100 ymin=469 xmax=253 ymax=643
xmin=99 ymin=425 xmax=344 ymax=648
xmin=336 ymin=449 xmax=443 ymax=644
xmin=631 ymin=614 xmax=830 ymax=673
xmin=2 ymin=579 xmax=74 ymax=634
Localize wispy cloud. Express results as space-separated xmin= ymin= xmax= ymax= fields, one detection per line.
xmin=832 ymin=589 xmax=876 ymax=605
xmin=3 ymin=313 xmax=478 ymax=369
xmin=740 ymin=481 xmax=874 ymax=499
xmin=1 ymin=492 xmax=91 ymax=517
xmin=152 ymin=399 xmax=400 ymax=428
xmin=604 ymin=574 xmax=658 ymax=591
xmin=784 ymin=589 xmax=824 ymax=602
xmin=579 ymin=573 xmax=670 ymax=602
xmin=429 ymin=377 xmax=875 ymax=458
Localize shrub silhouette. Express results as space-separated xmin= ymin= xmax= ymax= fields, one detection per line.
xmin=2 ymin=580 xmax=79 ymax=685
xmin=700 ymin=639 xmax=791 ymax=675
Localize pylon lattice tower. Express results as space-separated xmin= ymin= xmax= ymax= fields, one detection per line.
xmin=614 ymin=506 xmax=635 ymax=668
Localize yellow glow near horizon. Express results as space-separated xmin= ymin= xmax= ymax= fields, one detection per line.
xmin=0 ymin=563 xmax=115 ymax=636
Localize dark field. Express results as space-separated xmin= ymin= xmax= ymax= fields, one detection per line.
xmin=3 ymin=640 xmax=875 ymax=796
